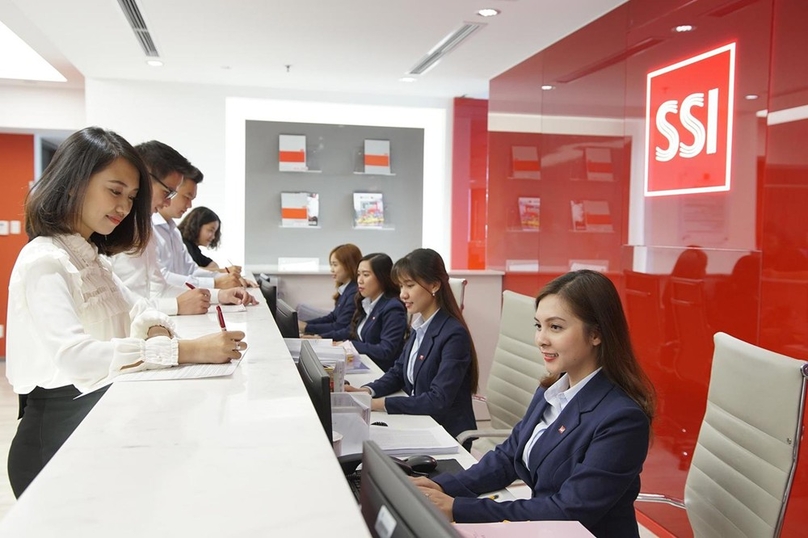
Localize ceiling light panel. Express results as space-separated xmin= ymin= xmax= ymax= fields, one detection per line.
xmin=407 ymin=22 xmax=486 ymax=75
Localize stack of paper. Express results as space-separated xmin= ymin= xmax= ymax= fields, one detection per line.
xmin=455 ymin=521 xmax=595 ymax=537
xmin=370 ymin=426 xmax=459 ymax=455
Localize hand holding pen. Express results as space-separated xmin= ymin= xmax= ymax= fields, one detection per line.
xmin=176 ymin=282 xmax=211 ymax=315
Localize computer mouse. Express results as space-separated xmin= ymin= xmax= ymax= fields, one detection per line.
xmin=404 ymin=454 xmax=438 ymax=474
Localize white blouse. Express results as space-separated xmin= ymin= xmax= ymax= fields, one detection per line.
xmin=5 ymin=234 xmax=180 ymax=394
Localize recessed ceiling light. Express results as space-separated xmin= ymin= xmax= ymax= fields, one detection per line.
xmin=399 ymin=77 xmax=417 ymax=83
xmin=0 ymin=20 xmax=66 ymax=82
xmin=673 ymin=24 xmax=695 ymax=33
xmin=477 ymin=8 xmax=500 ymax=17
xmin=744 ymin=94 xmax=759 ymax=100
xmin=146 ymin=59 xmax=163 ymax=67
xmin=541 ymin=85 xmax=555 ymax=91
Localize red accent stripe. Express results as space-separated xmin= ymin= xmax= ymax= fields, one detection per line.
xmin=513 ymin=160 xmax=541 ymax=172
xmin=281 ymin=207 xmax=308 ymax=219
xmin=279 ymin=150 xmax=305 ymax=163
xmin=365 ymin=154 xmax=390 ymax=167
xmin=636 ymin=509 xmax=680 ymax=538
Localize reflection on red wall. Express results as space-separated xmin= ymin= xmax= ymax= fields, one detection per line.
xmin=461 ymin=0 xmax=808 ymax=535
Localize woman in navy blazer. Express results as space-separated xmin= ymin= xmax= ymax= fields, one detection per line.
xmin=300 ymin=244 xmax=361 ymax=338
xmin=414 ymin=270 xmax=656 ymax=538
xmin=347 ymin=248 xmax=479 ymax=442
xmin=336 ymin=253 xmax=407 ymax=371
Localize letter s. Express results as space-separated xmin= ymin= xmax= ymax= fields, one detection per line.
xmin=655 ymin=100 xmax=679 ymax=162
xmin=679 ymin=93 xmax=706 ymax=158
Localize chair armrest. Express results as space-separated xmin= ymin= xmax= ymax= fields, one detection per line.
xmin=457 ymin=428 xmax=513 ymax=444
xmin=635 ymin=493 xmax=685 ymax=509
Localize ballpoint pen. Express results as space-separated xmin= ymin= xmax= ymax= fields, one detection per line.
xmin=185 ymin=282 xmax=196 ymax=290
xmin=216 ymin=305 xmax=227 ymax=331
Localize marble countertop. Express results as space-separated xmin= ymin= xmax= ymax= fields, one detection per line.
xmin=0 ymin=292 xmax=371 ymax=537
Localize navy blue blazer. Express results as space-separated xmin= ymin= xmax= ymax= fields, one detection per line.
xmin=433 ymin=371 xmax=649 ymax=538
xmin=304 ymin=281 xmax=358 ymax=339
xmin=365 ymin=310 xmax=476 ymax=439
xmin=344 ymin=294 xmax=407 ymax=371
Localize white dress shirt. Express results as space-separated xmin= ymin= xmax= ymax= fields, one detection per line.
xmin=521 ymin=367 xmax=603 ymax=468
xmin=152 ymin=213 xmax=219 ymax=288
xmin=109 ymin=234 xmax=221 ymax=315
xmin=355 ymin=294 xmax=382 ymax=341
xmin=406 ymin=309 xmax=439 ymax=385
xmin=6 ymin=234 xmax=180 ymax=394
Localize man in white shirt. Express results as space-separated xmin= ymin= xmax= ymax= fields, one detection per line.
xmin=110 ymin=140 xmax=250 ymax=315
xmin=152 ymin=166 xmax=248 ymax=290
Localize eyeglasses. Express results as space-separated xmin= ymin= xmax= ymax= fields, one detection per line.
xmin=149 ymin=173 xmax=178 ymax=201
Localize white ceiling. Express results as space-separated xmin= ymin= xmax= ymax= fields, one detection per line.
xmin=0 ymin=0 xmax=625 ymax=99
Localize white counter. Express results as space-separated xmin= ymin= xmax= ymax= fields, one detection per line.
xmin=0 ymin=293 xmax=371 ymax=537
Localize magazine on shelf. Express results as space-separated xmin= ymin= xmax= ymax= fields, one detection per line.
xmin=364 ymin=139 xmax=391 ymax=174
xmin=353 ymin=192 xmax=385 ymax=228
xmin=518 ymin=197 xmax=540 ymax=230
xmin=281 ymin=192 xmax=319 ymax=227
xmin=511 ymin=146 xmax=541 ymax=179
xmin=584 ymin=147 xmax=614 ymax=181
xmin=278 ymin=134 xmax=307 ymax=171
xmin=570 ymin=199 xmax=613 ymax=232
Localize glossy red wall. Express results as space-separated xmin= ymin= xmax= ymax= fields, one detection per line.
xmin=452 ymin=0 xmax=808 ymax=535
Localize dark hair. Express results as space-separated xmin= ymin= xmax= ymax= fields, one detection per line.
xmin=391 ymin=248 xmax=479 ymax=393
xmin=349 ymin=253 xmax=400 ymax=338
xmin=536 ymin=270 xmax=656 ymax=422
xmin=178 ymin=206 xmax=221 ymax=249
xmin=134 ymin=140 xmax=194 ymax=180
xmin=329 ymin=243 xmax=363 ymax=302
xmin=185 ymin=165 xmax=204 ymax=184
xmin=24 ymin=126 xmax=152 ymax=256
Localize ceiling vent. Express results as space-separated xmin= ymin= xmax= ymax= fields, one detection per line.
xmin=407 ymin=22 xmax=485 ymax=75
xmin=117 ymin=0 xmax=159 ymax=57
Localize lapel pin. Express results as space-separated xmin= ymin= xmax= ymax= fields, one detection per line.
xmin=558 ymin=425 xmax=566 ymax=434
xmin=418 ymin=354 xmax=425 ymax=361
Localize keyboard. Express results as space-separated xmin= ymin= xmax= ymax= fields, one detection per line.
xmin=346 ymin=472 xmax=362 ymax=502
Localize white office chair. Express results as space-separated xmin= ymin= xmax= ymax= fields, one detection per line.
xmin=458 ymin=290 xmax=545 ymax=454
xmin=637 ymin=332 xmax=808 ymax=537
xmin=448 ymin=277 xmax=468 ymax=310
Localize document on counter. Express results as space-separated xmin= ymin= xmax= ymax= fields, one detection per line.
xmin=454 ymin=520 xmax=595 ymax=537
xmin=370 ymin=425 xmax=459 ymax=455
xmin=115 ymin=355 xmax=244 ymax=383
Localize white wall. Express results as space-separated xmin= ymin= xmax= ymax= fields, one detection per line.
xmin=0 ymin=85 xmax=84 ymax=131
xmin=83 ymin=79 xmax=454 ymax=265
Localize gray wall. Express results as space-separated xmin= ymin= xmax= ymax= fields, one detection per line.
xmin=244 ymin=120 xmax=424 ymax=265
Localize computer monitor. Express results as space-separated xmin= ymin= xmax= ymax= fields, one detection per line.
xmin=297 ymin=340 xmax=332 ymax=442
xmin=360 ymin=440 xmax=458 ymax=538
xmin=275 ymin=297 xmax=299 ymax=338
xmin=258 ymin=279 xmax=277 ymax=319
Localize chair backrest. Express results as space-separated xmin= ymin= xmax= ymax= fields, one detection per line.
xmin=477 ymin=290 xmax=545 ymax=453
xmin=448 ymin=277 xmax=467 ymax=310
xmin=669 ymin=276 xmax=713 ymax=385
xmin=623 ymin=271 xmax=665 ymax=361
xmin=685 ymin=332 xmax=808 ymax=538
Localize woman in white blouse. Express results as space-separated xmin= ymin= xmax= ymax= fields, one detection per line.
xmin=5 ymin=127 xmax=247 ymax=497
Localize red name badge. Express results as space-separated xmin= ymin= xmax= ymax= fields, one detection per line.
xmin=645 ymin=43 xmax=736 ymax=197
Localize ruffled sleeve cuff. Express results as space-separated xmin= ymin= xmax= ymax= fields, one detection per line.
xmin=130 ymin=304 xmax=178 ymax=339
xmin=141 ymin=335 xmax=179 ymax=367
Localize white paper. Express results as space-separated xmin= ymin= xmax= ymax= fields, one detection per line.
xmin=369 ymin=425 xmax=459 ymax=455
xmin=115 ymin=356 xmax=243 ymax=382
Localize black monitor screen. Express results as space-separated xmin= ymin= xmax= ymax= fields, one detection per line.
xmin=275 ymin=297 xmax=299 ymax=338
xmin=258 ymin=279 xmax=277 ymax=319
xmin=360 ymin=441 xmax=458 ymax=538
xmin=297 ymin=340 xmax=331 ymax=442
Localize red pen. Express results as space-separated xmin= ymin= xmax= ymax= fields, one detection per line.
xmin=216 ymin=305 xmax=227 ymax=331
xmin=185 ymin=282 xmax=196 ymax=290
xmin=225 ymin=267 xmax=230 ymax=274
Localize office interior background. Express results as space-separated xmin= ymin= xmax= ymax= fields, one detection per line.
xmin=1 ymin=0 xmax=808 ymax=535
